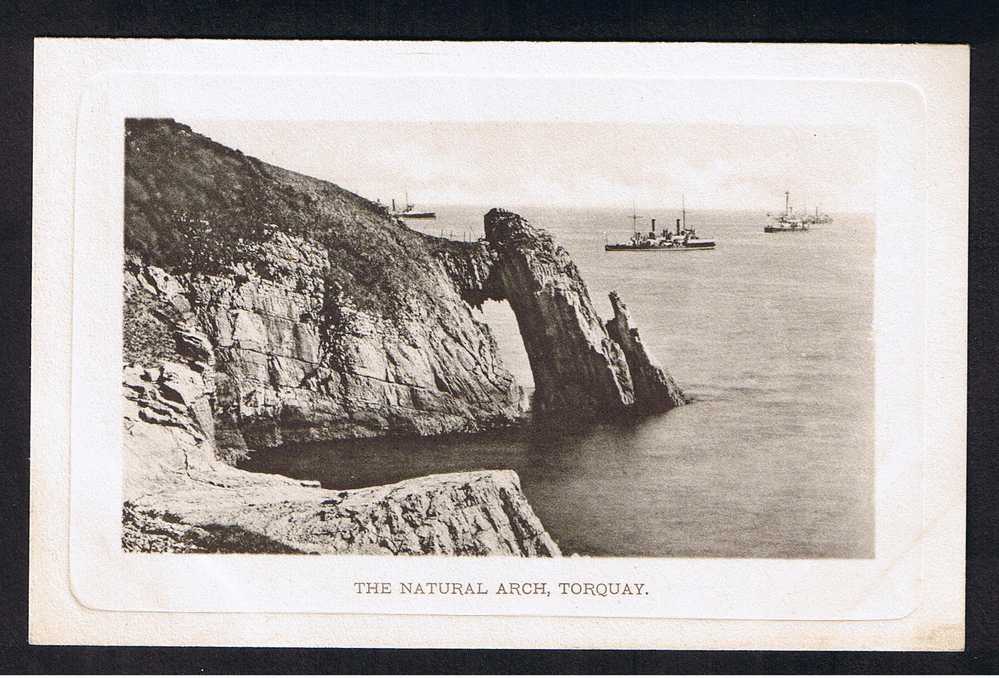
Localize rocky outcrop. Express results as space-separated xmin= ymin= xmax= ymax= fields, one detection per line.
xmin=122 ymin=336 xmax=559 ymax=556
xmin=125 ymin=119 xmax=524 ymax=460
xmin=480 ymin=208 xmax=686 ymax=419
xmin=434 ymin=239 xmax=501 ymax=309
xmin=123 ymin=470 xmax=559 ymax=556
xmin=187 ymin=230 xmax=522 ymax=453
xmin=605 ymin=291 xmax=687 ymax=412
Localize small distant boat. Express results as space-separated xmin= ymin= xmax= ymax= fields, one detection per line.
xmin=605 ymin=196 xmax=715 ymax=252
xmin=763 ymin=191 xmax=809 ymax=233
xmin=389 ymin=193 xmax=436 ymax=219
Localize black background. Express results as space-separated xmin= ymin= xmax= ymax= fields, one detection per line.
xmin=1 ymin=0 xmax=997 ymax=673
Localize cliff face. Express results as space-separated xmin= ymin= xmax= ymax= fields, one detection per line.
xmin=125 ymin=120 xmax=522 ymax=459
xmin=121 ymin=306 xmax=558 ymax=556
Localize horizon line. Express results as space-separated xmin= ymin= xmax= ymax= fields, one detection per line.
xmin=392 ymin=200 xmax=874 ymax=214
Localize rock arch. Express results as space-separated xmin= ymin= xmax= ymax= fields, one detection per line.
xmin=442 ymin=208 xmax=687 ymax=421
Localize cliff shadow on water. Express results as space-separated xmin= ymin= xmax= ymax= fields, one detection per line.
xmin=121 ymin=118 xmax=686 ymax=556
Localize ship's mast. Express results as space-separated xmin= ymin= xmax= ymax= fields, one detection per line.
xmin=630 ymin=201 xmax=643 ymax=234
xmin=681 ymin=193 xmax=686 ymax=232
xmin=784 ymin=190 xmax=791 ymax=217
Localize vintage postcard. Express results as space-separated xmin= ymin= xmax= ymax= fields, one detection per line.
xmin=30 ymin=40 xmax=966 ymax=649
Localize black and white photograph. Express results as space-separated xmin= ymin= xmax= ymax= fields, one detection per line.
xmin=121 ymin=118 xmax=876 ymax=559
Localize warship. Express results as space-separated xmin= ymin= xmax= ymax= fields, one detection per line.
xmin=605 ymin=197 xmax=715 ymax=251
xmin=763 ymin=191 xmax=809 ymax=233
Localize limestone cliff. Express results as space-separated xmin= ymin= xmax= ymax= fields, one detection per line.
xmin=125 ymin=119 xmax=523 ymax=459
xmin=121 ymin=321 xmax=558 ymax=556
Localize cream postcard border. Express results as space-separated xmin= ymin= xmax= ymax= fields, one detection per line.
xmin=71 ymin=73 xmax=919 ymax=620
xmin=31 ymin=40 xmax=966 ymax=649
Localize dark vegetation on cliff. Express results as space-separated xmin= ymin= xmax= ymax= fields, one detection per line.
xmin=123 ymin=281 xmax=184 ymax=365
xmin=125 ymin=118 xmax=448 ymax=317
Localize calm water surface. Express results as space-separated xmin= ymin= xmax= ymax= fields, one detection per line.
xmin=240 ymin=206 xmax=875 ymax=558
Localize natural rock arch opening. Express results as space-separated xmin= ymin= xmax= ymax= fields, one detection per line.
xmin=478 ymin=298 xmax=534 ymax=388
xmin=442 ymin=208 xmax=687 ymax=423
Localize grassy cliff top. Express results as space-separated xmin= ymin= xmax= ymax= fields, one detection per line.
xmin=124 ymin=118 xmax=453 ymax=315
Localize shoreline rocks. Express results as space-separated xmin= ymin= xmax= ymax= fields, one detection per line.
xmin=123 ymin=470 xmax=559 ymax=556
xmin=122 ymin=341 xmax=560 ymax=556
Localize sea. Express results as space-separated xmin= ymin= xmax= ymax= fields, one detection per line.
xmin=239 ymin=205 xmax=875 ymax=559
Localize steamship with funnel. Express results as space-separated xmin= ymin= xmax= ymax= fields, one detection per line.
xmin=388 ymin=192 xmax=436 ymax=219
xmin=604 ymin=196 xmax=715 ymax=251
xmin=763 ymin=191 xmax=829 ymax=232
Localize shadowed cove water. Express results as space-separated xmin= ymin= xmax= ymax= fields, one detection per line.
xmin=239 ymin=206 xmax=875 ymax=558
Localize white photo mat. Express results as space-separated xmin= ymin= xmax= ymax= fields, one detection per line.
xmin=31 ymin=40 xmax=967 ymax=649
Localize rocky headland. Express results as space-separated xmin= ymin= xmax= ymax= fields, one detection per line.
xmin=122 ymin=119 xmax=684 ymax=555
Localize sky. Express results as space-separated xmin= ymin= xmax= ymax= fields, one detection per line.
xmin=189 ymin=119 xmax=878 ymax=213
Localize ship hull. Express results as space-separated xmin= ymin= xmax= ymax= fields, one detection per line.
xmin=393 ymin=212 xmax=436 ymax=219
xmin=763 ymin=226 xmax=808 ymax=233
xmin=605 ymin=243 xmax=715 ymax=251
